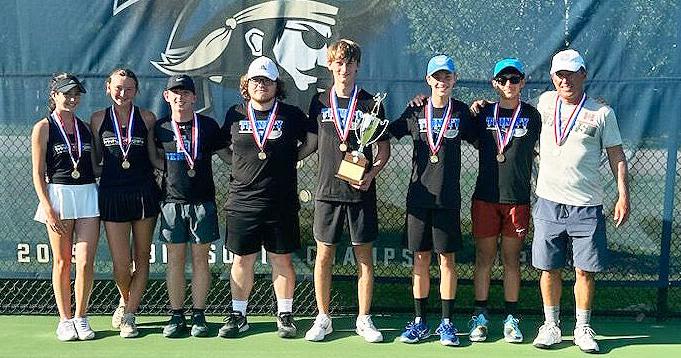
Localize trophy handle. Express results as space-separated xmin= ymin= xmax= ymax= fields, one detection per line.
xmin=356 ymin=119 xmax=389 ymax=153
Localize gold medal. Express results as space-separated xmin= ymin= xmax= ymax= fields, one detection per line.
xmin=121 ymin=159 xmax=130 ymax=169
xmin=339 ymin=142 xmax=348 ymax=152
xmin=258 ymin=151 xmax=267 ymax=160
xmin=71 ymin=169 xmax=81 ymax=179
xmin=430 ymin=155 xmax=439 ymax=164
xmin=496 ymin=153 xmax=506 ymax=163
xmin=187 ymin=169 xmax=196 ymax=178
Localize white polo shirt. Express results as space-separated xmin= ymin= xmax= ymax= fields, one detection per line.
xmin=535 ymin=91 xmax=622 ymax=206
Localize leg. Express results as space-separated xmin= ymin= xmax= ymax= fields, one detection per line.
xmin=354 ymin=243 xmax=374 ymax=315
xmin=269 ymin=253 xmax=295 ymax=301
xmin=313 ymin=242 xmax=336 ymax=315
xmin=438 ymin=252 xmax=457 ymax=300
xmin=47 ymin=220 xmax=75 ymax=321
xmin=103 ymin=221 xmax=133 ymax=306
xmin=73 ymin=217 xmax=100 ymax=317
xmin=501 ymin=235 xmax=522 ymax=303
xmin=540 ymin=269 xmax=562 ymax=306
xmin=126 ymin=216 xmax=155 ymax=313
xmin=473 ymin=236 xmax=498 ymax=303
xmin=166 ymin=243 xmax=187 ymax=310
xmin=190 ymin=243 xmax=211 ymax=309
xmin=230 ymin=253 xmax=258 ymax=302
xmin=412 ymin=251 xmax=431 ymax=299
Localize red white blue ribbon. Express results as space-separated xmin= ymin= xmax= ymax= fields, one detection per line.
xmin=554 ymin=93 xmax=586 ymax=146
xmin=329 ymin=85 xmax=359 ymax=143
xmin=51 ymin=111 xmax=82 ymax=170
xmin=425 ymin=98 xmax=453 ymax=155
xmin=246 ymin=101 xmax=279 ymax=153
xmin=171 ymin=113 xmax=199 ymax=170
xmin=110 ymin=105 xmax=135 ymax=160
xmin=493 ymin=102 xmax=522 ymax=155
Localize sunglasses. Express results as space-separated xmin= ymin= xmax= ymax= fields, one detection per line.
xmin=494 ymin=76 xmax=522 ymax=85
xmin=249 ymin=77 xmax=275 ymax=86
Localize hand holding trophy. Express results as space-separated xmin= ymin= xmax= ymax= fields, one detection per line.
xmin=335 ymin=93 xmax=389 ymax=185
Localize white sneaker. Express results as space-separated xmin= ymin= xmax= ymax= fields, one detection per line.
xmin=304 ymin=314 xmax=333 ymax=342
xmin=112 ymin=302 xmax=125 ymax=328
xmin=73 ymin=316 xmax=95 ymax=341
xmin=574 ymin=325 xmax=600 ymax=353
xmin=56 ymin=319 xmax=78 ymax=341
xmin=532 ymin=322 xmax=562 ymax=349
xmin=119 ymin=313 xmax=139 ymax=338
xmin=355 ymin=315 xmax=383 ymax=343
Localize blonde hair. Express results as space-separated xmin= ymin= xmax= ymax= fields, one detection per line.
xmin=327 ymin=38 xmax=361 ymax=64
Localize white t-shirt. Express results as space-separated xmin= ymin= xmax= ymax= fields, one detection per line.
xmin=535 ymin=91 xmax=622 ymax=206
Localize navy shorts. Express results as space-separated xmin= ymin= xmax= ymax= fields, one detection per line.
xmin=406 ymin=206 xmax=461 ymax=253
xmin=313 ymin=200 xmax=377 ymax=245
xmin=159 ymin=201 xmax=220 ymax=244
xmin=531 ymin=197 xmax=609 ymax=272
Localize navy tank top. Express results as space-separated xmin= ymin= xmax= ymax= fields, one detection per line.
xmin=45 ymin=115 xmax=96 ymax=185
xmin=99 ymin=106 xmax=156 ymax=188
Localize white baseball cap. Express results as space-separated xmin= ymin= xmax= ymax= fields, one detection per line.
xmin=550 ymin=49 xmax=586 ymax=74
xmin=247 ymin=56 xmax=279 ymax=81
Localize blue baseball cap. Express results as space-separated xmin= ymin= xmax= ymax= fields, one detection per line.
xmin=493 ymin=58 xmax=525 ymax=77
xmin=427 ymin=55 xmax=457 ymax=77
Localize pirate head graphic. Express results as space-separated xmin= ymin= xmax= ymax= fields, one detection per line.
xmin=148 ymin=0 xmax=338 ymax=112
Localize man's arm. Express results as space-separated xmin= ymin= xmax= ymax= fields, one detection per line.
xmin=353 ymin=139 xmax=390 ymax=191
xmin=606 ymin=145 xmax=630 ymax=227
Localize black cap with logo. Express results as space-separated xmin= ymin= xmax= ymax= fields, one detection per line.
xmin=51 ymin=74 xmax=87 ymax=93
xmin=165 ymin=74 xmax=196 ymax=93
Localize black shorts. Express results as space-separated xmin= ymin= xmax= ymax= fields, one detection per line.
xmin=225 ymin=207 xmax=301 ymax=255
xmin=406 ymin=206 xmax=461 ymax=253
xmin=313 ymin=200 xmax=377 ymax=245
xmin=159 ymin=201 xmax=220 ymax=244
xmin=99 ymin=181 xmax=161 ymax=222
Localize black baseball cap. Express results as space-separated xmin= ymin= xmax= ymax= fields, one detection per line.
xmin=165 ymin=74 xmax=196 ymax=93
xmin=51 ymin=74 xmax=87 ymax=93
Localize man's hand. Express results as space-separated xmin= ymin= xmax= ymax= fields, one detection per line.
xmin=408 ymin=94 xmax=427 ymax=107
xmin=351 ymin=172 xmax=375 ymax=191
xmin=470 ymin=99 xmax=492 ymax=115
xmin=613 ymin=195 xmax=630 ymax=227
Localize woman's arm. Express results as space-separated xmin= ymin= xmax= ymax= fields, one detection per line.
xmin=31 ymin=119 xmax=64 ymax=234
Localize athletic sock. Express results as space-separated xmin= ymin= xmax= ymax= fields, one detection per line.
xmin=505 ymin=301 xmax=518 ymax=317
xmin=414 ymin=297 xmax=428 ymax=323
xmin=277 ymin=298 xmax=293 ymax=314
xmin=441 ymin=299 xmax=455 ymax=321
xmin=172 ymin=308 xmax=184 ymax=317
xmin=192 ymin=307 xmax=205 ymax=316
xmin=474 ymin=299 xmax=489 ymax=317
xmin=575 ymin=308 xmax=592 ymax=328
xmin=543 ymin=305 xmax=560 ymax=324
xmin=232 ymin=300 xmax=248 ymax=316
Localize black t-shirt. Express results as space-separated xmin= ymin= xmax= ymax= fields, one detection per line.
xmin=154 ymin=114 xmax=226 ymax=204
xmin=222 ymin=101 xmax=309 ymax=211
xmin=388 ymin=98 xmax=475 ymax=209
xmin=46 ymin=115 xmax=96 ymax=185
xmin=308 ymin=88 xmax=388 ymax=203
xmin=472 ymin=101 xmax=541 ymax=204
xmin=99 ymin=106 xmax=156 ymax=188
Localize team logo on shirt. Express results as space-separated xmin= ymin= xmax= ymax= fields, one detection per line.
xmin=238 ymin=119 xmax=284 ymax=139
xmin=485 ymin=116 xmax=530 ymax=137
xmin=321 ymin=108 xmax=364 ymax=130
xmin=53 ymin=143 xmax=92 ymax=155
xmin=102 ymin=136 xmax=144 ymax=147
xmin=417 ymin=117 xmax=460 ymax=138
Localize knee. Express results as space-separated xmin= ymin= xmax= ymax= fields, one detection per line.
xmin=53 ymin=258 xmax=71 ymax=275
xmin=439 ymin=254 xmax=456 ymax=270
xmin=502 ymin=256 xmax=520 ymax=271
xmin=76 ymin=258 xmax=93 ymax=274
xmin=413 ymin=254 xmax=431 ymax=274
xmin=475 ymin=251 xmax=495 ymax=269
xmin=575 ymin=268 xmax=594 ymax=281
xmin=315 ymin=247 xmax=335 ymax=266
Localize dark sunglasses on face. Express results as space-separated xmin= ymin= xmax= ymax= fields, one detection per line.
xmin=494 ymin=76 xmax=522 ymax=85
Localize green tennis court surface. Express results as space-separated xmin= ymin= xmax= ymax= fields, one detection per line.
xmin=1 ymin=315 xmax=678 ymax=357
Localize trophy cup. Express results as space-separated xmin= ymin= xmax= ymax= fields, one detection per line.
xmin=335 ymin=93 xmax=389 ymax=185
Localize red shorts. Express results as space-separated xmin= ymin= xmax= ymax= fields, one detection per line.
xmin=471 ymin=199 xmax=530 ymax=239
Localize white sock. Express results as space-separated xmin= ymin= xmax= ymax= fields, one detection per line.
xmin=277 ymin=298 xmax=293 ymax=314
xmin=543 ymin=305 xmax=560 ymax=324
xmin=442 ymin=318 xmax=451 ymax=325
xmin=414 ymin=316 xmax=422 ymax=324
xmin=576 ymin=308 xmax=591 ymax=328
xmin=232 ymin=300 xmax=248 ymax=316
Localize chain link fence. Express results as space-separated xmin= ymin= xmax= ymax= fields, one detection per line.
xmin=1 ymin=81 xmax=679 ymax=319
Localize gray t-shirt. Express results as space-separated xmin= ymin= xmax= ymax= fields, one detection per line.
xmin=535 ymin=91 xmax=622 ymax=206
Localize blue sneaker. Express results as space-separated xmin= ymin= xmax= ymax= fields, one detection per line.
xmin=399 ymin=320 xmax=430 ymax=343
xmin=468 ymin=314 xmax=489 ymax=342
xmin=436 ymin=320 xmax=459 ymax=346
xmin=503 ymin=314 xmax=523 ymax=343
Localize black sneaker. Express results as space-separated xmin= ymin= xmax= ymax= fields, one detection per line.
xmin=218 ymin=311 xmax=249 ymax=338
xmin=163 ymin=314 xmax=187 ymax=338
xmin=191 ymin=312 xmax=209 ymax=337
xmin=276 ymin=312 xmax=297 ymax=338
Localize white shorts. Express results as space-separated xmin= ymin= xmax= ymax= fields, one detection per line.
xmin=34 ymin=183 xmax=100 ymax=223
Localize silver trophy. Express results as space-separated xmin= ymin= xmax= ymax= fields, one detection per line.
xmin=335 ymin=93 xmax=389 ymax=185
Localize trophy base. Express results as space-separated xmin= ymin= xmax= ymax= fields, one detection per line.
xmin=335 ymin=153 xmax=367 ymax=186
